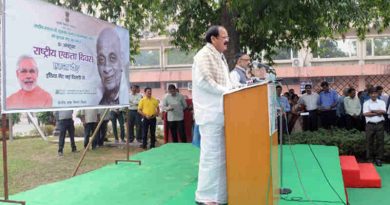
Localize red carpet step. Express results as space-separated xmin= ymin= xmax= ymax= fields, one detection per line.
xmin=358 ymin=163 xmax=381 ymax=188
xmin=340 ymin=156 xmax=360 ymax=187
xmin=339 ymin=155 xmax=381 ymax=188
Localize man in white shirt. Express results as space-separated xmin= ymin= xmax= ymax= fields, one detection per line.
xmin=229 ymin=53 xmax=251 ymax=86
xmin=377 ymin=85 xmax=389 ymax=132
xmin=128 ymin=85 xmax=143 ymax=143
xmin=363 ymin=88 xmax=386 ymax=167
xmin=298 ymin=84 xmax=319 ymax=131
xmin=193 ymin=25 xmax=232 ymax=205
xmin=344 ymin=87 xmax=361 ymax=130
xmin=163 ymin=84 xmax=188 ymax=143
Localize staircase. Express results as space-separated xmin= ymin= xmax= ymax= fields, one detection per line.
xmin=340 ymin=155 xmax=381 ymax=188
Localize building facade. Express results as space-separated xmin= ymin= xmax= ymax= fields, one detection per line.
xmin=130 ymin=30 xmax=390 ymax=100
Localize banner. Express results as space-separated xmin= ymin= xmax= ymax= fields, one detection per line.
xmin=2 ymin=0 xmax=130 ymax=113
xmin=268 ymin=83 xmax=278 ymax=136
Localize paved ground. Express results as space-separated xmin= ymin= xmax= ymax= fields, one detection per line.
xmin=12 ymin=113 xmax=37 ymax=136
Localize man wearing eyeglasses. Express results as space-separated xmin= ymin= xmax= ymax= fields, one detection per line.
xmin=230 ymin=52 xmax=251 ymax=85
xmin=6 ymin=55 xmax=52 ymax=109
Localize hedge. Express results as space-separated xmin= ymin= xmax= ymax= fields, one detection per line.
xmin=287 ymin=129 xmax=390 ymax=161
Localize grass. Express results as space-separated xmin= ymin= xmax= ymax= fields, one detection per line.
xmin=0 ymin=136 xmax=155 ymax=197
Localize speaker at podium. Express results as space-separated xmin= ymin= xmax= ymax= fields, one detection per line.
xmin=223 ymin=82 xmax=280 ymax=205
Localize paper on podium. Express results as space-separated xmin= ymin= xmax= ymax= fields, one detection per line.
xmin=223 ymin=81 xmax=269 ymax=96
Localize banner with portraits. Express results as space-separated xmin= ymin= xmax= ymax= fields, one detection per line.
xmin=1 ymin=0 xmax=130 ymax=113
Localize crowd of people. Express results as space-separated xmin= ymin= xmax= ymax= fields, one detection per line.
xmin=56 ymin=84 xmax=189 ymax=156
xmin=55 ymin=24 xmax=388 ymax=204
xmin=277 ymin=83 xmax=389 ymax=134
xmin=277 ymin=82 xmax=389 ymax=166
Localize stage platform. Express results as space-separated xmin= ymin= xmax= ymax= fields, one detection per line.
xmin=4 ymin=144 xmax=348 ymax=205
xmin=347 ymin=165 xmax=390 ymax=205
xmin=279 ymin=145 xmax=347 ymax=205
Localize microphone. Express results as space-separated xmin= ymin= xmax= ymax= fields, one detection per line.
xmin=251 ymin=61 xmax=281 ymax=83
xmin=251 ymin=61 xmax=276 ymax=74
xmin=251 ymin=61 xmax=272 ymax=69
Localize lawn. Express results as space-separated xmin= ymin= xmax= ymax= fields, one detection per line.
xmin=0 ymin=137 xmax=148 ymax=197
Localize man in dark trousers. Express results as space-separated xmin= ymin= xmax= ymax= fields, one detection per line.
xmin=163 ymin=84 xmax=188 ymax=143
xmin=298 ymin=84 xmax=319 ymax=131
xmin=111 ymin=108 xmax=126 ymax=144
xmin=57 ymin=110 xmax=77 ymax=156
xmin=128 ymin=85 xmax=143 ymax=143
xmin=318 ymin=81 xmax=338 ymax=129
xmin=138 ymin=87 xmax=160 ymax=149
xmin=363 ymin=88 xmax=386 ymax=167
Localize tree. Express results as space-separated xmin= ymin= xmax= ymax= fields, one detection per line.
xmin=10 ymin=113 xmax=21 ymax=124
xmin=36 ymin=112 xmax=55 ymax=125
xmin=49 ymin=0 xmax=390 ymax=68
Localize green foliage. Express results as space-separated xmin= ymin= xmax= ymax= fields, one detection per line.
xmin=75 ymin=123 xmax=115 ymax=139
xmin=48 ymin=0 xmax=390 ymax=65
xmin=372 ymin=37 xmax=390 ymax=56
xmin=42 ymin=125 xmax=55 ymax=136
xmin=289 ymin=129 xmax=390 ymax=161
xmin=166 ymin=48 xmax=197 ymax=65
xmin=36 ymin=112 xmax=55 ymax=125
xmin=10 ymin=113 xmax=21 ymax=124
xmin=314 ymin=40 xmax=351 ymax=58
xmin=47 ymin=0 xmax=168 ymax=61
xmin=132 ymin=50 xmax=160 ymax=66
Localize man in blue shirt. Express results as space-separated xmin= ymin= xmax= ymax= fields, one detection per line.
xmin=360 ymin=84 xmax=374 ymax=104
xmin=276 ymin=85 xmax=290 ymax=138
xmin=318 ymin=81 xmax=339 ymax=129
xmin=336 ymin=88 xmax=348 ymax=128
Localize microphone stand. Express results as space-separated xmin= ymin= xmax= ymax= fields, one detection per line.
xmin=262 ymin=61 xmax=291 ymax=195
xmin=278 ymin=108 xmax=292 ymax=195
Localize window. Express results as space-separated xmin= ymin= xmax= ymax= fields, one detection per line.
xmin=366 ymin=37 xmax=390 ymax=57
xmin=135 ymin=82 xmax=161 ymax=89
xmin=316 ymin=39 xmax=357 ymax=58
xmin=283 ymin=78 xmax=300 ymax=85
xmin=166 ymin=81 xmax=191 ymax=89
xmin=166 ymin=48 xmax=196 ymax=65
xmin=272 ymin=48 xmax=298 ymax=60
xmin=131 ymin=49 xmax=160 ymax=67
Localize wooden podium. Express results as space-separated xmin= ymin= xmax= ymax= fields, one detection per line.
xmin=224 ymin=82 xmax=279 ymax=205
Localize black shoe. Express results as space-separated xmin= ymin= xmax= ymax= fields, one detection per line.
xmin=375 ymin=159 xmax=383 ymax=167
xmin=139 ymin=144 xmax=147 ymax=149
xmin=58 ymin=151 xmax=63 ymax=157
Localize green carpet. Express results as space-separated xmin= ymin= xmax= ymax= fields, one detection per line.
xmin=6 ymin=144 xmax=200 ymax=205
xmin=3 ymin=144 xmax=347 ymax=205
xmin=279 ymin=145 xmax=347 ymax=205
xmin=347 ymin=165 xmax=390 ymax=205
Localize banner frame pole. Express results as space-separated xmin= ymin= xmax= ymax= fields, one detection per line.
xmin=72 ymin=108 xmax=109 ymax=177
xmin=114 ymin=108 xmax=141 ymax=165
xmin=1 ymin=114 xmax=26 ymax=205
